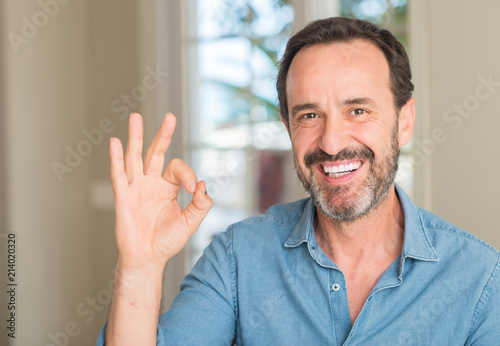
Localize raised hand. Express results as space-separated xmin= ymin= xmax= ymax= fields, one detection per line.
xmin=109 ymin=112 xmax=212 ymax=271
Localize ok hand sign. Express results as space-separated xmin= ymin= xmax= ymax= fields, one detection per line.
xmin=109 ymin=113 xmax=212 ymax=271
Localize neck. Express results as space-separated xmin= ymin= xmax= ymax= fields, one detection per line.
xmin=314 ymin=184 xmax=405 ymax=267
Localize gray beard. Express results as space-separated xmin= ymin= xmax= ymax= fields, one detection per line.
xmin=294 ymin=122 xmax=400 ymax=223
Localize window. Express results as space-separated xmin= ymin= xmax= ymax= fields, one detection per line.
xmin=188 ymin=0 xmax=296 ymax=262
xmin=187 ymin=0 xmax=412 ymax=264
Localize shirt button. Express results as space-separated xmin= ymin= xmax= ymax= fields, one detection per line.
xmin=332 ymin=283 xmax=340 ymax=291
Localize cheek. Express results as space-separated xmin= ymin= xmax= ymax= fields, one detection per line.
xmin=290 ymin=123 xmax=322 ymax=147
xmin=291 ymin=129 xmax=319 ymax=160
xmin=352 ymin=121 xmax=389 ymax=151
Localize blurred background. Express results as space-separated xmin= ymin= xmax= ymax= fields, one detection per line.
xmin=1 ymin=0 xmax=499 ymax=344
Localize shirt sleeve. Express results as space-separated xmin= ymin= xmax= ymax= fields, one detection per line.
xmin=465 ymin=254 xmax=500 ymax=345
xmin=159 ymin=228 xmax=237 ymax=344
xmin=96 ymin=228 xmax=237 ymax=346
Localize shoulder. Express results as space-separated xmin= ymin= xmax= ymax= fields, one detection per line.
xmin=204 ymin=198 xmax=311 ymax=253
xmin=229 ymin=198 xmax=310 ymax=232
xmin=410 ymin=206 xmax=500 ymax=337
xmin=417 ymin=207 xmax=499 ymax=292
xmin=418 ymin=206 xmax=499 ymax=259
xmin=232 ymin=198 xmax=310 ymax=227
xmin=223 ymin=198 xmax=312 ymax=248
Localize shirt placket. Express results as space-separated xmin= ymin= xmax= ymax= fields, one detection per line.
xmin=329 ymin=269 xmax=352 ymax=346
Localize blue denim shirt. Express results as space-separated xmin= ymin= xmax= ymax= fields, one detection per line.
xmin=97 ymin=185 xmax=500 ymax=345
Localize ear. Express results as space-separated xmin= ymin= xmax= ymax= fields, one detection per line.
xmin=398 ymin=98 xmax=415 ymax=147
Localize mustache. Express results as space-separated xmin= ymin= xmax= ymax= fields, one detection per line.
xmin=304 ymin=146 xmax=375 ymax=168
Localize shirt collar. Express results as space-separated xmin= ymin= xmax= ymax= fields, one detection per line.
xmin=284 ymin=197 xmax=315 ymax=248
xmin=284 ymin=184 xmax=439 ymax=262
xmin=395 ymin=184 xmax=439 ymax=262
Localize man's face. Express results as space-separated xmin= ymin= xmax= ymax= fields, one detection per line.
xmin=285 ymin=40 xmax=413 ymax=222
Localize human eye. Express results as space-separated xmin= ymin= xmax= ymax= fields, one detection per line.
xmin=350 ymin=108 xmax=368 ymax=117
xmin=301 ymin=112 xmax=319 ymax=120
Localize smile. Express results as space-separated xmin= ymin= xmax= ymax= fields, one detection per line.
xmin=321 ymin=160 xmax=362 ymax=178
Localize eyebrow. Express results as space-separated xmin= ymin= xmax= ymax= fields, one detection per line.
xmin=339 ymin=97 xmax=377 ymax=107
xmin=290 ymin=103 xmax=319 ymax=118
xmin=290 ymin=97 xmax=377 ymax=118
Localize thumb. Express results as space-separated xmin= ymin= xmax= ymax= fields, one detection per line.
xmin=182 ymin=181 xmax=213 ymax=235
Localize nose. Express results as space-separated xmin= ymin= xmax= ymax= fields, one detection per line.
xmin=319 ymin=116 xmax=352 ymax=156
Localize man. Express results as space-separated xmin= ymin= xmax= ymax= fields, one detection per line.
xmin=98 ymin=17 xmax=500 ymax=345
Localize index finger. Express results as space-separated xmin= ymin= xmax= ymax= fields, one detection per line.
xmin=144 ymin=113 xmax=176 ymax=176
xmin=162 ymin=158 xmax=197 ymax=198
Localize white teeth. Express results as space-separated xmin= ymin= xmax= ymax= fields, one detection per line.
xmin=322 ymin=161 xmax=362 ymax=175
xmin=327 ymin=171 xmax=350 ymax=178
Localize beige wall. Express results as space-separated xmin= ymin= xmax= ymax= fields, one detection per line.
xmin=411 ymin=0 xmax=500 ymax=249
xmin=0 ymin=0 xmax=186 ymax=344
xmin=2 ymin=1 xmax=95 ymax=345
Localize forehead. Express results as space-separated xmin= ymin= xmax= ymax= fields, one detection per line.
xmin=285 ymin=39 xmax=392 ymax=107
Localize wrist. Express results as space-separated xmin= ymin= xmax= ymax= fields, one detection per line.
xmin=116 ymin=258 xmax=166 ymax=275
xmin=114 ymin=259 xmax=166 ymax=290
xmin=106 ymin=259 xmax=166 ymax=345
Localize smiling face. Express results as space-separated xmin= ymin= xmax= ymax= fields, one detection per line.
xmin=285 ymin=40 xmax=414 ymax=222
